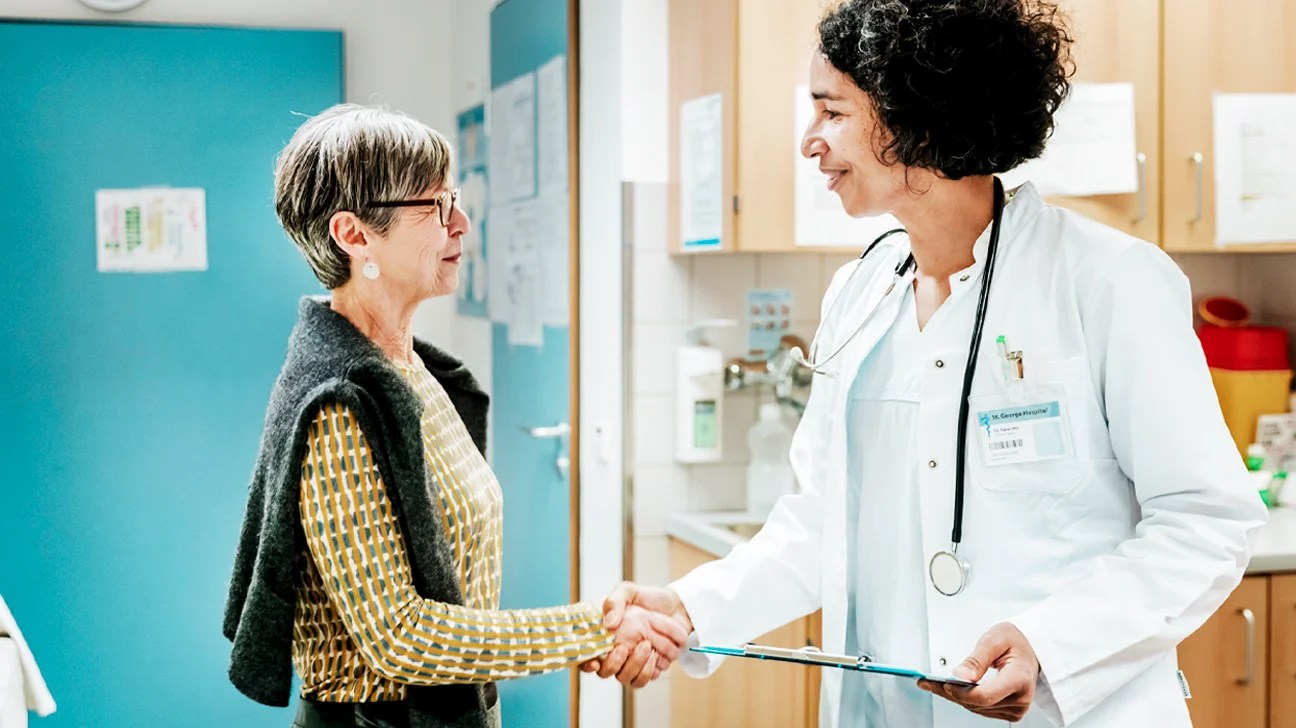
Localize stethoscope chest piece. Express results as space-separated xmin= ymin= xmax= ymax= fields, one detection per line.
xmin=929 ymin=549 xmax=971 ymax=597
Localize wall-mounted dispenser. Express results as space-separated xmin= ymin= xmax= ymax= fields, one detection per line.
xmin=676 ymin=320 xmax=735 ymax=464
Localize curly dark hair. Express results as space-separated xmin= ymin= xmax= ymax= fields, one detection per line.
xmin=818 ymin=0 xmax=1074 ymax=180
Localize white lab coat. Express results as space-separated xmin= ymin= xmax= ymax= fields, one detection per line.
xmin=0 ymin=595 xmax=56 ymax=727
xmin=671 ymin=184 xmax=1268 ymax=727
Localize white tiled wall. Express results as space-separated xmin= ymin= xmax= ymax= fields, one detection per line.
xmin=627 ymin=181 xmax=851 ymax=531
xmin=1242 ymin=255 xmax=1296 ymax=369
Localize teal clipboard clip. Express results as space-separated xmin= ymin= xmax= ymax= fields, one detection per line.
xmin=690 ymin=644 xmax=977 ymax=687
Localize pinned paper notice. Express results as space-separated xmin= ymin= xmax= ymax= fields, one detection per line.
xmin=96 ymin=188 xmax=207 ymax=273
xmin=680 ymin=93 xmax=724 ymax=250
xmin=1002 ymin=82 xmax=1139 ymax=197
xmin=1213 ymin=93 xmax=1296 ymax=246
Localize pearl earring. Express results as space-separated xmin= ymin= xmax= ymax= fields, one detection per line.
xmin=362 ymin=261 xmax=381 ymax=280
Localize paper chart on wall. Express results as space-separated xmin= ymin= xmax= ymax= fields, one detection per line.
xmin=95 ymin=187 xmax=207 ymax=272
xmin=488 ymin=192 xmax=568 ymax=346
xmin=792 ymin=85 xmax=901 ymax=248
xmin=536 ymin=55 xmax=569 ymax=195
xmin=1213 ymin=93 xmax=1296 ymax=246
xmin=488 ymin=71 xmax=537 ymax=206
xmin=1000 ymin=82 xmax=1139 ymax=197
xmin=680 ymin=93 xmax=724 ymax=250
xmin=537 ymin=192 xmax=570 ymax=327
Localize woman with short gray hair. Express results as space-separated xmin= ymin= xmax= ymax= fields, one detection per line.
xmin=222 ymin=104 xmax=684 ymax=728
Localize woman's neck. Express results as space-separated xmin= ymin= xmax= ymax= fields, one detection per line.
xmin=893 ymin=175 xmax=996 ymax=279
xmin=330 ymin=284 xmax=418 ymax=366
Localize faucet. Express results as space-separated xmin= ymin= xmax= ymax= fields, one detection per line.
xmin=724 ymin=334 xmax=815 ymax=415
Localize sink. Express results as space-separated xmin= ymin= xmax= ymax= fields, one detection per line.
xmin=719 ymin=522 xmax=764 ymax=539
xmin=666 ymin=512 xmax=771 ymax=558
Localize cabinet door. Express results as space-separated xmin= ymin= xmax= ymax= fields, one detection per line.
xmin=732 ymin=0 xmax=827 ymax=252
xmin=1272 ymin=574 xmax=1296 ymax=728
xmin=668 ymin=0 xmax=737 ymax=253
xmin=1051 ymin=0 xmax=1160 ymax=245
xmin=667 ymin=539 xmax=811 ymax=728
xmin=1163 ymin=1 xmax=1296 ymax=252
xmin=1178 ymin=575 xmax=1269 ymax=728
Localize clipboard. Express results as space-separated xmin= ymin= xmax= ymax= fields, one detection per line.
xmin=690 ymin=643 xmax=978 ymax=687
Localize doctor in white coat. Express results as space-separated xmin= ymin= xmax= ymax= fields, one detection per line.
xmin=594 ymin=0 xmax=1268 ymax=725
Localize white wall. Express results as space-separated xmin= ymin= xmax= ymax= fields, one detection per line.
xmin=1 ymin=0 xmax=460 ymax=348
xmin=620 ymin=0 xmax=669 ymax=183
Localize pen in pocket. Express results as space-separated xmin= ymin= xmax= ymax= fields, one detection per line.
xmin=996 ymin=335 xmax=1024 ymax=382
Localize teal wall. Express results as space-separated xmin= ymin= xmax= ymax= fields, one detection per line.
xmin=0 ymin=20 xmax=343 ymax=727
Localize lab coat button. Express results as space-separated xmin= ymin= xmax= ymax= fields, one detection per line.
xmin=935 ymin=360 xmax=945 ymax=368
xmin=959 ymin=274 xmax=970 ymax=282
xmin=928 ymin=460 xmax=938 ymax=469
xmin=939 ymin=657 xmax=948 ymax=666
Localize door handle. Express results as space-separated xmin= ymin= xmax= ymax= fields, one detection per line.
xmin=520 ymin=423 xmax=571 ymax=439
xmin=1238 ymin=608 xmax=1256 ymax=686
xmin=520 ymin=422 xmax=571 ymax=477
xmin=1132 ymin=152 xmax=1147 ymax=224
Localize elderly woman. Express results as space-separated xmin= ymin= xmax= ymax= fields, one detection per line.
xmin=223 ymin=104 xmax=683 ymax=728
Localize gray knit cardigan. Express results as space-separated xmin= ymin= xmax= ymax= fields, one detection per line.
xmin=223 ymin=296 xmax=495 ymax=727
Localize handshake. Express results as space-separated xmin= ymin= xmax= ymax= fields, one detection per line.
xmin=579 ymin=582 xmax=694 ymax=688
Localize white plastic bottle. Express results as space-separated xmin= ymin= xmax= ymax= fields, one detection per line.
xmin=747 ymin=403 xmax=796 ymax=518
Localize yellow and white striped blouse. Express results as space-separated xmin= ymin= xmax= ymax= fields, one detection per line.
xmin=292 ymin=360 xmax=613 ymax=702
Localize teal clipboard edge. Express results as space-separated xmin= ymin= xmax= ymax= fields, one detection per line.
xmin=689 ymin=645 xmax=977 ymax=687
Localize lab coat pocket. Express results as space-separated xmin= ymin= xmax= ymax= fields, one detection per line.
xmin=968 ymin=383 xmax=1083 ymax=496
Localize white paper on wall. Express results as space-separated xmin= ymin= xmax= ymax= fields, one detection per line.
xmin=536 ymin=55 xmax=569 ymax=195
xmin=488 ymin=71 xmax=537 ymax=205
xmin=1001 ymin=82 xmax=1140 ymax=198
xmin=1213 ymin=93 xmax=1296 ymax=246
xmin=680 ymin=93 xmax=724 ymax=250
xmin=96 ymin=188 xmax=207 ymax=273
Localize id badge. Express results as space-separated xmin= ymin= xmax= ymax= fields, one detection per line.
xmin=976 ymin=400 xmax=1071 ymax=466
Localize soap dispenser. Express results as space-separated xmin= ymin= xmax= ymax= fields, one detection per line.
xmin=675 ymin=320 xmax=734 ymax=464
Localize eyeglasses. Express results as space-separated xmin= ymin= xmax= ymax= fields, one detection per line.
xmin=365 ymin=188 xmax=459 ymax=227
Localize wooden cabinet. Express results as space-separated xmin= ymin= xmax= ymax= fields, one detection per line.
xmin=1271 ymin=575 xmax=1296 ymax=728
xmin=1179 ymin=575 xmax=1269 ymax=728
xmin=1050 ymin=0 xmax=1161 ymax=245
xmin=666 ymin=0 xmax=737 ymax=255
xmin=668 ymin=0 xmax=1296 ymax=254
xmin=1177 ymin=573 xmax=1296 ymax=728
xmin=1162 ymin=0 xmax=1296 ymax=252
xmin=668 ymin=0 xmax=835 ymax=254
xmin=666 ymin=537 xmax=821 ymax=728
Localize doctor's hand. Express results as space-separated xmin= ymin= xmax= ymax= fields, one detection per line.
xmin=578 ymin=603 xmax=688 ymax=688
xmin=918 ymin=622 xmax=1040 ymax=723
xmin=580 ymin=582 xmax=694 ymax=686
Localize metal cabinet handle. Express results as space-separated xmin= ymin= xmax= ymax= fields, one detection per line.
xmin=1190 ymin=152 xmax=1205 ymax=224
xmin=1238 ymin=608 xmax=1256 ymax=686
xmin=1132 ymin=152 xmax=1147 ymax=224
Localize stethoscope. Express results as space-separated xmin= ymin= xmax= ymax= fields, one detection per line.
xmin=790 ymin=177 xmax=1007 ymax=598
